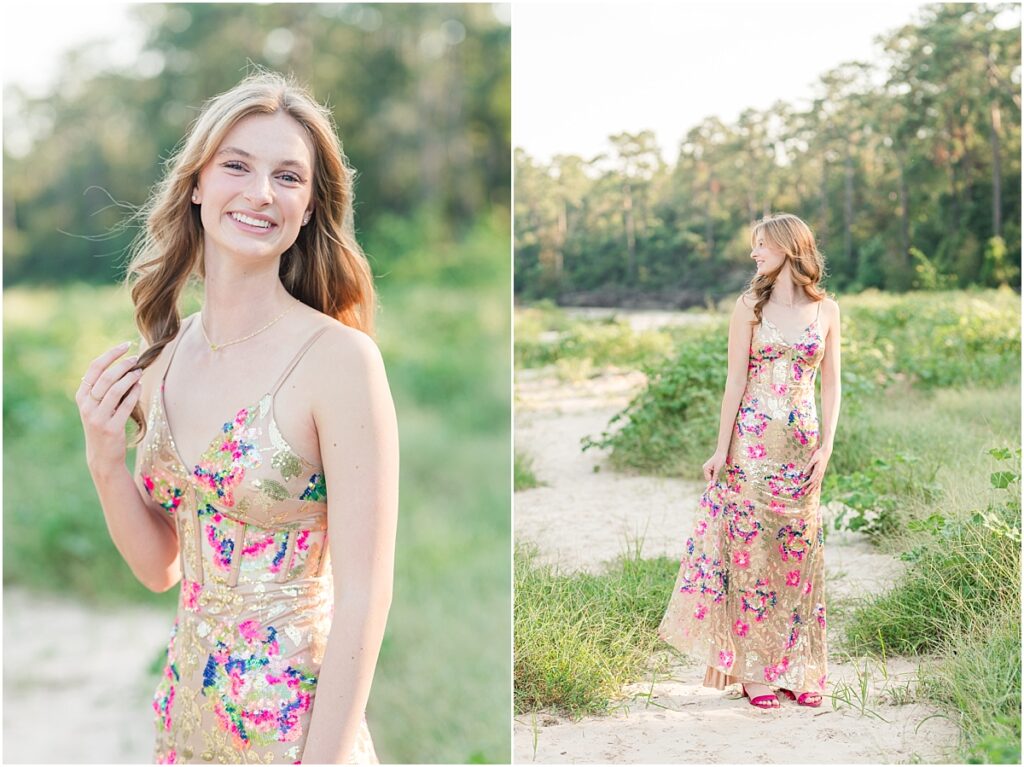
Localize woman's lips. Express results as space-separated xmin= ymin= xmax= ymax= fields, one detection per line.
xmin=228 ymin=211 xmax=278 ymax=234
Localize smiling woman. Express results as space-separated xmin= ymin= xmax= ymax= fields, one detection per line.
xmin=74 ymin=70 xmax=398 ymax=764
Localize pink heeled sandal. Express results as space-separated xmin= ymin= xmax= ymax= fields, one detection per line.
xmin=778 ymin=688 xmax=822 ymax=707
xmin=741 ymin=684 xmax=780 ymax=709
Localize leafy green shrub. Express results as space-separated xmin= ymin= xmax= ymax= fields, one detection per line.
xmin=581 ymin=323 xmax=725 ymax=476
xmin=822 ymin=451 xmax=942 ymax=540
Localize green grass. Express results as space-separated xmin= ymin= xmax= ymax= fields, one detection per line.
xmin=3 ymin=220 xmax=511 ymax=763
xmin=820 ymin=382 xmax=1021 ymax=545
xmin=921 ymin=611 xmax=1021 ymax=764
xmin=514 ymin=544 xmax=676 ymax=716
xmin=515 ymin=450 xmax=541 ymax=491
xmin=512 ymin=303 xmax=679 ymax=370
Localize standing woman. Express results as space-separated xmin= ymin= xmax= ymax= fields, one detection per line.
xmin=75 ymin=71 xmax=399 ymax=763
xmin=658 ymin=213 xmax=841 ymax=709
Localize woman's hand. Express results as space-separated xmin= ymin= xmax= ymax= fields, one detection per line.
xmin=802 ymin=445 xmax=832 ymax=495
xmin=703 ymin=449 xmax=728 ymax=485
xmin=76 ymin=341 xmax=144 ymax=474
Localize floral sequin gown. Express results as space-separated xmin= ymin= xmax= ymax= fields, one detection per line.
xmin=658 ymin=300 xmax=828 ymax=694
xmin=138 ymin=314 xmax=378 ymax=764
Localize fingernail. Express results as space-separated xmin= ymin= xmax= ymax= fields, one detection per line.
xmin=119 ymin=341 xmax=132 ymax=348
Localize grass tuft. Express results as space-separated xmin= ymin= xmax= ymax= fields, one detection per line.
xmin=515 ymin=450 xmax=541 ymax=491
xmin=514 ymin=544 xmax=676 ymax=716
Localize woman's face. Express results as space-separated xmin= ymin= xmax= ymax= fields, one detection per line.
xmin=194 ymin=110 xmax=315 ymax=266
xmin=750 ymin=232 xmax=787 ymax=276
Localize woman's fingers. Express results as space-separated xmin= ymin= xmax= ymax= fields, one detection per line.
xmin=91 ymin=354 xmax=140 ymax=402
xmin=111 ymin=379 xmax=143 ymax=426
xmin=99 ymin=366 xmax=144 ymax=418
xmin=80 ymin=342 xmax=132 ymax=391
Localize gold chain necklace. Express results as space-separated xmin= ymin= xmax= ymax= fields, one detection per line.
xmin=200 ymin=303 xmax=297 ymax=351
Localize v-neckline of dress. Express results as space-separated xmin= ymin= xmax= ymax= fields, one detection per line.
xmin=158 ymin=385 xmax=269 ymax=475
xmin=154 ymin=313 xmax=325 ymax=477
xmin=157 ymin=384 xmax=323 ymax=479
xmin=760 ymin=315 xmax=819 ymax=348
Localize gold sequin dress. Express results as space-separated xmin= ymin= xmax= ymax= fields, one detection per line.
xmin=658 ymin=300 xmax=828 ymax=693
xmin=138 ymin=314 xmax=378 ymax=764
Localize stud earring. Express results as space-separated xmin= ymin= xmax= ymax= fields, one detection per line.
xmin=192 ymin=193 xmax=200 ymax=204
xmin=302 ymin=212 xmax=311 ymax=225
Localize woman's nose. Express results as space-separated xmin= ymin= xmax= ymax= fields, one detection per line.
xmin=244 ymin=174 xmax=273 ymax=206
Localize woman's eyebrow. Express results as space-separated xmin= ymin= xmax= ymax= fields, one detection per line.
xmin=216 ymin=146 xmax=309 ymax=171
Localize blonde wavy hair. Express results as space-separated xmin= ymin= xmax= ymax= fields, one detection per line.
xmin=123 ymin=69 xmax=376 ymax=441
xmin=744 ymin=213 xmax=828 ymax=327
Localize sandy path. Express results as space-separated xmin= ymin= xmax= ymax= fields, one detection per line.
xmin=3 ymin=587 xmax=172 ymax=763
xmin=514 ymin=369 xmax=959 ymax=764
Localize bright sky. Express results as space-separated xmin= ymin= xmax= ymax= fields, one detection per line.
xmin=3 ymin=3 xmax=140 ymax=96
xmin=512 ymin=1 xmax=975 ymax=163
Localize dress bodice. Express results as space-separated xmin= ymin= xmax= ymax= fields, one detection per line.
xmin=137 ymin=313 xmax=333 ymax=590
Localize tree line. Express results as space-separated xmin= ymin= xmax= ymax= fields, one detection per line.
xmin=4 ymin=3 xmax=510 ymax=285
xmin=515 ymin=4 xmax=1021 ymax=304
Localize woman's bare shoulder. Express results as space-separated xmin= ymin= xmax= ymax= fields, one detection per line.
xmin=303 ymin=316 xmax=384 ymax=378
xmin=735 ymin=291 xmax=758 ymax=320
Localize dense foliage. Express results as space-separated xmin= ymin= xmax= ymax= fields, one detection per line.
xmin=515 ymin=5 xmax=1021 ymax=301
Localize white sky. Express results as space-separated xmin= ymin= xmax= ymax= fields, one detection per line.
xmin=3 ymin=3 xmax=141 ymax=97
xmin=512 ymin=1 xmax=1010 ymax=163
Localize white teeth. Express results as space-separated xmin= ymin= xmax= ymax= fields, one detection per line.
xmin=231 ymin=212 xmax=272 ymax=229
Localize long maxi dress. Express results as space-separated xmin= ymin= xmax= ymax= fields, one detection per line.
xmin=138 ymin=313 xmax=378 ymax=764
xmin=658 ymin=299 xmax=829 ymax=693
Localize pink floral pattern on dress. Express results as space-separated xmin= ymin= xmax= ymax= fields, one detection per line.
xmin=142 ymin=469 xmax=185 ymax=515
xmin=727 ymin=500 xmax=762 ymax=544
xmin=202 ymin=619 xmax=317 ymax=749
xmin=736 ymin=399 xmax=770 ymax=437
xmin=192 ymin=408 xmax=261 ymax=508
xmin=788 ymin=401 xmax=819 ymax=446
xmin=153 ymin=619 xmax=179 ymax=732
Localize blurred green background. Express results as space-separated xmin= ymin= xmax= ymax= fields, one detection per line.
xmin=4 ymin=3 xmax=510 ymax=763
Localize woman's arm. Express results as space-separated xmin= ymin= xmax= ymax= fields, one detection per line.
xmin=801 ymin=299 xmax=841 ymax=495
xmin=77 ymin=339 xmax=180 ymax=593
xmin=713 ymin=294 xmax=756 ymax=454
xmin=301 ymin=326 xmax=399 ymax=764
xmin=817 ymin=299 xmax=842 ymax=453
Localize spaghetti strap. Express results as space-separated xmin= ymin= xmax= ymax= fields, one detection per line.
xmin=161 ymin=313 xmax=197 ymax=385
xmin=815 ymin=300 xmax=822 ymax=322
xmin=269 ymin=325 xmax=332 ymax=396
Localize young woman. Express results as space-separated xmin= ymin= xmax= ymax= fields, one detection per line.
xmin=75 ymin=71 xmax=399 ymax=763
xmin=658 ymin=212 xmax=841 ymax=709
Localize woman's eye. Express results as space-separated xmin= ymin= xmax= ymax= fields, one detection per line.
xmin=279 ymin=173 xmax=301 ymax=184
xmin=223 ymin=161 xmax=246 ymax=171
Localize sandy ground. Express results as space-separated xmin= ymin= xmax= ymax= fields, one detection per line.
xmin=3 ymin=588 xmax=172 ymax=763
xmin=514 ymin=368 xmax=960 ymax=764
